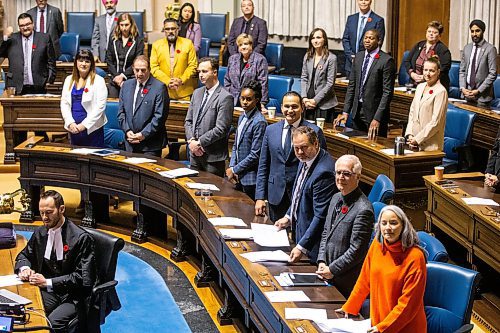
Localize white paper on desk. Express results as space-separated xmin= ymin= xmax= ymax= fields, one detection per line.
xmin=285 ymin=307 xmax=328 ymax=322
xmin=185 ymin=182 xmax=221 ymax=191
xmin=462 ymin=197 xmax=500 ymax=206
xmin=315 ymin=318 xmax=371 ymax=333
xmin=251 ymin=223 xmax=290 ymax=247
xmin=264 ymin=290 xmax=311 ymax=303
xmin=22 ymin=93 xmax=60 ymax=97
xmin=208 ymin=217 xmax=247 ymax=227
xmin=335 ymin=133 xmax=350 ymax=140
xmin=240 ymin=250 xmax=290 ymax=262
xmin=380 ymin=148 xmax=414 ymax=156
xmin=394 ymin=86 xmax=415 ymax=92
xmin=218 ymin=228 xmax=253 ymax=240
xmin=70 ymin=148 xmax=102 ymax=155
xmin=122 ymin=157 xmax=157 ymax=164
xmin=449 ymin=98 xmax=466 ymax=103
xmin=159 ymin=168 xmax=199 ymax=179
xmin=171 ymin=100 xmax=191 ymax=104
xmin=0 ymin=274 xmax=22 ymax=287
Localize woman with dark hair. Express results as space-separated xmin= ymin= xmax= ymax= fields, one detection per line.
xmin=338 ymin=205 xmax=427 ymax=333
xmin=227 ymin=80 xmax=268 ymax=200
xmin=61 ymin=49 xmax=108 ymax=147
xmin=105 ymin=12 xmax=144 ymax=97
xmin=301 ymin=28 xmax=338 ymax=122
xmin=405 ymin=56 xmax=448 ymax=151
xmin=403 ymin=20 xmax=451 ymax=91
xmin=177 ymin=2 xmax=202 ymax=54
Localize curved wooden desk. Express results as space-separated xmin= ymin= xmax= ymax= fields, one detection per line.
xmin=15 ymin=137 xmax=348 ymax=332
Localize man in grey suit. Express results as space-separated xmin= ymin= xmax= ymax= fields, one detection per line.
xmin=92 ymin=0 xmax=118 ymax=62
xmin=185 ymin=57 xmax=234 ymax=177
xmin=27 ymin=0 xmax=64 ymax=58
xmin=316 ymin=154 xmax=374 ymax=297
xmin=459 ymin=19 xmax=498 ymax=107
xmin=118 ymin=55 xmax=169 ymax=157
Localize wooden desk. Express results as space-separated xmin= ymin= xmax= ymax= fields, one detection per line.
xmin=15 ymin=138 xmax=348 ymax=332
xmin=0 ymin=234 xmax=47 ymax=331
xmin=424 ymin=173 xmax=500 ymax=272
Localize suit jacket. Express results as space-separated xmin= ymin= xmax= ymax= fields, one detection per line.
xmin=27 ymin=4 xmax=64 ymax=58
xmin=229 ymin=108 xmax=267 ymax=186
xmin=61 ymin=75 xmax=108 ymax=134
xmin=404 ymin=40 xmax=452 ymax=91
xmin=228 ymin=15 xmax=268 ymax=55
xmin=255 ymin=118 xmax=327 ymax=205
xmin=405 ymin=81 xmax=448 ymax=151
xmin=342 ymin=11 xmax=385 ymax=74
xmin=300 ymin=51 xmax=338 ymax=110
xmin=459 ymin=39 xmax=498 ymax=105
xmin=184 ymin=84 xmax=234 ymax=162
xmin=118 ymin=77 xmax=169 ymax=153
xmin=181 ymin=22 xmax=202 ymax=53
xmin=150 ymin=37 xmax=198 ymax=100
xmin=106 ymin=36 xmax=145 ymax=80
xmin=286 ymin=149 xmax=336 ymax=261
xmin=343 ymin=50 xmax=395 ymax=134
xmin=486 ymin=126 xmax=500 ymax=178
xmin=317 ymin=187 xmax=374 ymax=296
xmin=92 ymin=14 xmax=117 ymax=62
xmin=225 ymin=52 xmax=269 ymax=105
xmin=0 ymin=31 xmax=56 ymax=94
xmin=15 ymin=218 xmax=96 ymax=298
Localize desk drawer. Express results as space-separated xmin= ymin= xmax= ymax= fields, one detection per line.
xmin=90 ymin=163 xmax=137 ymax=194
xmin=176 ymin=191 xmax=199 ymax=233
xmin=201 ymin=219 xmax=223 ymax=265
xmin=30 ymin=157 xmax=87 ymax=183
xmin=222 ymin=247 xmax=249 ymax=303
xmin=250 ymin=285 xmax=282 ymax=333
xmin=474 ymin=220 xmax=500 ymax=272
xmin=433 ymin=193 xmax=472 ymax=239
xmin=140 ymin=175 xmax=176 ymax=211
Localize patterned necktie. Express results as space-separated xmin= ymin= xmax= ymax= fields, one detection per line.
xmin=290 ymin=164 xmax=309 ymax=226
xmin=40 ymin=9 xmax=45 ymax=33
xmin=133 ymin=83 xmax=143 ymax=113
xmin=356 ymin=16 xmax=366 ymax=52
xmin=284 ymin=125 xmax=292 ymax=155
xmin=23 ymin=38 xmax=30 ymax=84
xmin=359 ymin=53 xmax=371 ymax=99
xmin=469 ymin=44 xmax=478 ymax=89
xmin=195 ymin=90 xmax=210 ymax=137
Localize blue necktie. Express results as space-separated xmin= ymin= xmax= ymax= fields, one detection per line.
xmin=284 ymin=125 xmax=292 ymax=155
xmin=359 ymin=54 xmax=371 ymax=100
xmin=356 ymin=16 xmax=366 ymax=52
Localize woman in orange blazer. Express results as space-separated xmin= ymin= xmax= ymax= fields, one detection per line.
xmin=338 ymin=205 xmax=427 ymax=333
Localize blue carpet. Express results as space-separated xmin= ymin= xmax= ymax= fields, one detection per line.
xmin=16 ymin=231 xmax=191 ymax=332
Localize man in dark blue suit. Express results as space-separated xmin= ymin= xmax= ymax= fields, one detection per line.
xmin=255 ymin=91 xmax=326 ymax=222
xmin=275 ymin=126 xmax=336 ymax=263
xmin=118 ymin=55 xmax=169 ymax=157
xmin=227 ymin=80 xmax=267 ymax=200
xmin=342 ymin=0 xmax=385 ymax=76
xmin=227 ymin=0 xmax=268 ymax=56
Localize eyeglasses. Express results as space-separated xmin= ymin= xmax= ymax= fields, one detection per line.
xmin=336 ymin=170 xmax=354 ymax=177
xmin=19 ymin=23 xmax=33 ymax=28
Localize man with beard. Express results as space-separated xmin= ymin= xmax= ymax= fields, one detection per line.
xmin=459 ymin=19 xmax=498 ymax=107
xmin=151 ymin=18 xmax=197 ymax=101
xmin=92 ymin=0 xmax=119 ymax=62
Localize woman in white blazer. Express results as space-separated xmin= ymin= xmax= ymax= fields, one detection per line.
xmin=61 ymin=49 xmax=108 ymax=147
xmin=405 ymin=56 xmax=448 ymax=151
xmin=301 ymin=28 xmax=338 ymax=123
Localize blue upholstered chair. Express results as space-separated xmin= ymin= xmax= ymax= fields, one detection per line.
xmin=58 ymin=33 xmax=80 ymax=62
xmin=96 ymin=67 xmax=107 ymax=78
xmin=424 ymin=262 xmax=480 ymax=333
xmin=217 ymin=66 xmax=227 ymax=84
xmin=443 ymin=108 xmax=476 ymax=172
xmin=417 ymin=231 xmax=448 ymax=262
xmin=265 ymin=43 xmax=284 ymax=74
xmin=198 ymin=13 xmax=228 ymax=60
xmin=448 ymin=61 xmax=461 ymax=99
xmin=266 ymin=75 xmax=294 ymax=112
xmin=491 ymin=75 xmax=500 ymax=108
xmin=66 ymin=12 xmax=95 ymax=50
xmin=398 ymin=50 xmax=410 ymax=86
xmin=199 ymin=37 xmax=211 ymax=58
xmin=369 ymin=201 xmax=386 ymax=245
xmin=103 ymin=101 xmax=125 ymax=150
xmin=120 ymin=11 xmax=144 ymax=36
xmin=368 ymin=174 xmax=395 ymax=204
xmin=290 ymin=77 xmax=301 ymax=93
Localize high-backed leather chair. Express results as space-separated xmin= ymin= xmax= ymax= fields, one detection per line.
xmin=424 ymin=262 xmax=480 ymax=333
xmin=265 ymin=43 xmax=284 ymax=74
xmin=217 ymin=66 xmax=227 ymax=84
xmin=58 ymin=33 xmax=80 ymax=62
xmin=119 ymin=11 xmax=144 ymax=36
xmin=443 ymin=108 xmax=476 ymax=172
xmin=398 ymin=50 xmax=410 ymax=86
xmin=369 ymin=201 xmax=386 ymax=245
xmin=266 ymin=75 xmax=294 ymax=112
xmin=198 ymin=13 xmax=229 ymax=60
xmin=199 ymin=37 xmax=211 ymax=58
xmin=492 ymin=75 xmax=500 ymax=108
xmin=104 ymin=101 xmax=125 ymax=150
xmin=66 ymin=12 xmax=95 ymax=50
xmin=368 ymin=174 xmax=395 ymax=204
xmin=291 ymin=77 xmax=301 ymax=93
xmin=448 ymin=61 xmax=461 ymax=99
xmin=417 ymin=231 xmax=448 ymax=262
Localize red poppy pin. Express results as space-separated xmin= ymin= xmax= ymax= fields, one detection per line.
xmin=367 ymin=17 xmax=372 ymax=23
xmin=32 ymin=44 xmax=37 ymax=50
xmin=126 ymin=41 xmax=132 ymax=47
xmin=245 ymin=63 xmax=250 ymax=69
xmin=176 ymin=49 xmax=181 ymax=54
xmin=429 ymin=90 xmax=433 ymax=94
xmin=63 ymin=244 xmax=69 ymax=253
xmin=341 ymin=205 xmax=349 ymax=214
xmin=142 ymin=88 xmax=149 ymax=95
xmin=374 ymin=53 xmax=380 ymax=59
xmin=430 ymin=50 xmax=435 ymax=56
xmin=114 ymin=17 xmax=118 ymax=22
xmin=84 ymin=88 xmax=89 ymax=93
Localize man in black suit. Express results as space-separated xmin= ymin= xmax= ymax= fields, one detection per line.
xmin=15 ymin=190 xmax=96 ymax=332
xmin=27 ymin=0 xmax=64 ymax=58
xmin=118 ymin=55 xmax=170 ymax=157
xmin=334 ymin=29 xmax=395 ymax=139
xmin=316 ymin=154 xmax=374 ymax=297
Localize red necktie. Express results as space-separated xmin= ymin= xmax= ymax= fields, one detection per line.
xmin=40 ymin=9 xmax=45 ymax=33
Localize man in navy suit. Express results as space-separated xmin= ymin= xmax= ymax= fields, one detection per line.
xmin=27 ymin=0 xmax=64 ymax=58
xmin=275 ymin=126 xmax=336 ymax=263
xmin=227 ymin=0 xmax=268 ymax=56
xmin=342 ymin=0 xmax=385 ymax=76
xmin=118 ymin=55 xmax=169 ymax=156
xmin=227 ymin=80 xmax=267 ymax=199
xmin=335 ymin=29 xmax=395 ymax=139
xmin=255 ymin=92 xmax=326 ymax=222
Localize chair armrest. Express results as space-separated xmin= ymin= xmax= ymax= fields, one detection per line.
xmin=93 ymin=279 xmax=118 ymax=294
xmin=454 ymin=324 xmax=474 ymax=333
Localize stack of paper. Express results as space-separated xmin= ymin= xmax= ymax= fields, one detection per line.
xmin=218 ymin=228 xmax=253 ymax=240
xmin=185 ymin=183 xmax=220 ymax=191
xmin=285 ymin=307 xmax=328 ymax=322
xmin=158 ymin=168 xmax=199 ymax=179
xmin=315 ymin=318 xmax=371 ymax=333
xmin=208 ymin=217 xmax=247 ymax=227
xmin=240 ymin=250 xmax=290 ymax=262
xmin=70 ymin=148 xmax=102 ymax=155
xmin=264 ymin=290 xmax=311 ymax=303
xmin=122 ymin=157 xmax=157 ymax=164
xmin=380 ymin=148 xmax=414 ymax=156
xmin=0 ymin=274 xmax=22 ymax=287
xmin=275 ymin=272 xmax=327 ymax=287
xmin=251 ymin=223 xmax=290 ymax=247
xmin=462 ymin=197 xmax=499 ymax=206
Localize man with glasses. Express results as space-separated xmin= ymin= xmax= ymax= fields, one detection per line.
xmin=151 ymin=18 xmax=197 ymax=101
xmin=316 ymin=154 xmax=374 ymax=297
xmin=27 ymin=0 xmax=64 ymax=58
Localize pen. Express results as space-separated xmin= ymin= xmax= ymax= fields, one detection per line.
xmin=240 ymin=242 xmax=248 ymax=251
xmin=270 ymin=279 xmax=278 ymax=290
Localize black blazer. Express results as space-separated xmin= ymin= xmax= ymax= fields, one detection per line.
xmin=0 ymin=32 xmax=56 ymax=93
xmin=404 ymin=40 xmax=452 ymax=91
xmin=105 ymin=36 xmax=145 ymax=80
